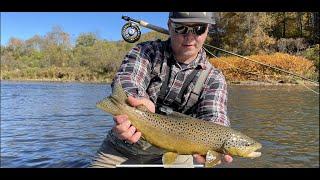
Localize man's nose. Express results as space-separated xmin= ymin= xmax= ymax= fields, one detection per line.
xmin=183 ymin=31 xmax=195 ymax=38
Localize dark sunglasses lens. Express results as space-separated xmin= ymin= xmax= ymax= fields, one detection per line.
xmin=194 ymin=26 xmax=207 ymax=35
xmin=174 ymin=25 xmax=188 ymax=34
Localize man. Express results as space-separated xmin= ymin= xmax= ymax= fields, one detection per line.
xmin=91 ymin=12 xmax=233 ymax=168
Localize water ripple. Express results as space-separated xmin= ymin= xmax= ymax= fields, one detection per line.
xmin=1 ymin=81 xmax=318 ymax=168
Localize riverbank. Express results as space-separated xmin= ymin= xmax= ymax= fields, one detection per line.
xmin=0 ymin=78 xmax=113 ymax=84
xmin=229 ymin=80 xmax=319 ymax=86
xmin=1 ymin=78 xmax=318 ymax=87
xmin=0 ymin=67 xmax=114 ymax=84
xmin=1 ymin=52 xmax=319 ymax=87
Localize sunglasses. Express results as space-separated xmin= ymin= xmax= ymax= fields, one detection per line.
xmin=171 ymin=22 xmax=208 ymax=36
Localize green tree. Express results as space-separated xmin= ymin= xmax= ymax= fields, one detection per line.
xmin=76 ymin=33 xmax=98 ymax=47
xmin=42 ymin=26 xmax=72 ymax=67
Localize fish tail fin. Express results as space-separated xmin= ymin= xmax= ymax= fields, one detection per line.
xmin=110 ymin=80 xmax=128 ymax=104
xmin=96 ymin=97 xmax=120 ymax=116
xmin=96 ymin=81 xmax=128 ymax=116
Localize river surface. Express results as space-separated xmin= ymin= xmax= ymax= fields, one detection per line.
xmin=1 ymin=81 xmax=318 ymax=168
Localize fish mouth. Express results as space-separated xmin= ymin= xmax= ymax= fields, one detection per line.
xmin=225 ymin=143 xmax=262 ymax=158
xmin=246 ymin=151 xmax=261 ymax=158
xmin=246 ymin=143 xmax=262 ymax=158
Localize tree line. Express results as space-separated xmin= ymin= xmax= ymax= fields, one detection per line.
xmin=1 ymin=12 xmax=318 ymax=82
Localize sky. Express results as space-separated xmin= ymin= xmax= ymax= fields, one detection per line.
xmin=1 ymin=12 xmax=169 ymax=45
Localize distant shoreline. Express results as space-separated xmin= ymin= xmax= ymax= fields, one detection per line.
xmin=2 ymin=53 xmax=318 ymax=87
xmin=1 ymin=78 xmax=318 ymax=86
xmin=0 ymin=78 xmax=112 ymax=84
xmin=229 ymin=80 xmax=318 ymax=86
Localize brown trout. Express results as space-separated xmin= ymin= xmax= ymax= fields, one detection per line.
xmin=97 ymin=82 xmax=262 ymax=167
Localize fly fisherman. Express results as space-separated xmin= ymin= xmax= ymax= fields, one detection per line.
xmin=91 ymin=12 xmax=233 ymax=168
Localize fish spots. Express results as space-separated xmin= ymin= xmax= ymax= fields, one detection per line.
xmin=132 ymin=109 xmax=260 ymax=157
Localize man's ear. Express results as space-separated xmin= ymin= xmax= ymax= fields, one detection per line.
xmin=207 ymin=24 xmax=211 ymax=31
xmin=167 ymin=20 xmax=171 ymax=31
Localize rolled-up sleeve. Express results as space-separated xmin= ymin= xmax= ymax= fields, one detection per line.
xmin=196 ymin=69 xmax=230 ymax=127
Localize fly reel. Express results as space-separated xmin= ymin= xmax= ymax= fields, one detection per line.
xmin=121 ymin=22 xmax=141 ymax=43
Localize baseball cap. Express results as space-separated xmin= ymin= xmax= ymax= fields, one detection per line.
xmin=169 ymin=12 xmax=216 ymax=24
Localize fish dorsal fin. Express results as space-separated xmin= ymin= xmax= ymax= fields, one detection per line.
xmin=111 ymin=81 xmax=128 ymax=104
xmin=204 ymin=150 xmax=222 ymax=168
xmin=136 ymin=104 xmax=151 ymax=112
xmin=162 ymin=152 xmax=178 ymax=166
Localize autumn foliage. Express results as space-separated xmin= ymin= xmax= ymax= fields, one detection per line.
xmin=209 ymin=53 xmax=317 ymax=83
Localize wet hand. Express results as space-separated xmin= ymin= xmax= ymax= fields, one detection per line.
xmin=113 ymin=114 xmax=141 ymax=144
xmin=112 ymin=96 xmax=155 ymax=144
xmin=193 ymin=154 xmax=233 ymax=165
xmin=126 ymin=96 xmax=155 ymax=113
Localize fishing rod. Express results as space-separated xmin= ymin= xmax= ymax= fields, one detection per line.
xmin=121 ymin=15 xmax=319 ymax=86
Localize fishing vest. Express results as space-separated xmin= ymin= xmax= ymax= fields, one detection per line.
xmin=154 ymin=59 xmax=212 ymax=116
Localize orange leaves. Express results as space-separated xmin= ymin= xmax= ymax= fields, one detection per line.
xmin=209 ymin=53 xmax=316 ymax=82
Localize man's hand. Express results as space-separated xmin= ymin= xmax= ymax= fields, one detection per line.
xmin=193 ymin=154 xmax=233 ymax=165
xmin=112 ymin=96 xmax=155 ymax=144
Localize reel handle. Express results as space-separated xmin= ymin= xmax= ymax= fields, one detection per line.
xmin=122 ymin=16 xmax=140 ymax=24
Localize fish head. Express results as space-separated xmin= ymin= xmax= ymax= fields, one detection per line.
xmin=222 ymin=133 xmax=262 ymax=158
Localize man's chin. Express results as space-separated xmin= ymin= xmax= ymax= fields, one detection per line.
xmin=181 ymin=51 xmax=197 ymax=58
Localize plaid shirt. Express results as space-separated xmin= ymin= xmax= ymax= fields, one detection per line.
xmin=113 ymin=39 xmax=230 ymax=127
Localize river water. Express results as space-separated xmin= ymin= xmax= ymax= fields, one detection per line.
xmin=1 ymin=81 xmax=318 ymax=168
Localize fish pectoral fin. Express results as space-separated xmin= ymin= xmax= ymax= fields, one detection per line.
xmin=138 ymin=136 xmax=153 ymax=150
xmin=140 ymin=135 xmax=146 ymax=141
xmin=162 ymin=152 xmax=178 ymax=165
xmin=204 ymin=150 xmax=222 ymax=168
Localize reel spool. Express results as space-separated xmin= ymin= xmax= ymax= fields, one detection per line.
xmin=121 ymin=22 xmax=141 ymax=43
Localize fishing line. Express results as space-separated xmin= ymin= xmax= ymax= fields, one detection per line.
xmin=121 ymin=16 xmax=319 ymax=94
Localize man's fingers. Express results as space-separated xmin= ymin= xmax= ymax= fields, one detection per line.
xmin=224 ymin=155 xmax=233 ymax=163
xmin=127 ymin=96 xmax=142 ymax=107
xmin=193 ymin=154 xmax=206 ymax=164
xmin=114 ymin=120 xmax=131 ymax=134
xmin=118 ymin=125 xmax=136 ymax=140
xmin=143 ymin=100 xmax=155 ymax=113
xmin=113 ymin=115 xmax=128 ymax=124
xmin=127 ymin=96 xmax=155 ymax=113
xmin=128 ymin=131 xmax=142 ymax=144
xmin=193 ymin=154 xmax=231 ymax=165
xmin=112 ymin=96 xmax=152 ymax=143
